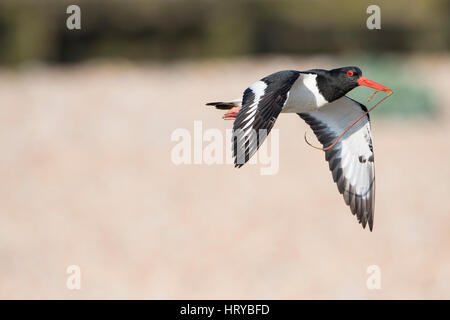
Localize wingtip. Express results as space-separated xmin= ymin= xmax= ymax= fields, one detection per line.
xmin=361 ymin=217 xmax=367 ymax=229
xmin=363 ymin=219 xmax=374 ymax=232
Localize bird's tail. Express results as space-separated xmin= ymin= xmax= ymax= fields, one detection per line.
xmin=206 ymin=99 xmax=242 ymax=120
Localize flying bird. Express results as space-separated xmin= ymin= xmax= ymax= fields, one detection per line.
xmin=207 ymin=66 xmax=392 ymax=231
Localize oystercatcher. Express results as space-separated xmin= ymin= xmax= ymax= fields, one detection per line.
xmin=207 ymin=67 xmax=392 ymax=231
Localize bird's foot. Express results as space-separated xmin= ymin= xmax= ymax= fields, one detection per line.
xmin=223 ymin=107 xmax=241 ymax=120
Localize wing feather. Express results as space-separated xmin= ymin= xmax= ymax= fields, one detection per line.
xmin=233 ymin=70 xmax=300 ymax=167
xmin=299 ymin=96 xmax=375 ymax=230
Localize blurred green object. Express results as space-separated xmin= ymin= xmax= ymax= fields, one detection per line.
xmin=345 ymin=57 xmax=437 ymax=118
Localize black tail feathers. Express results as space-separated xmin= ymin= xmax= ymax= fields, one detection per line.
xmin=206 ymin=102 xmax=236 ymax=110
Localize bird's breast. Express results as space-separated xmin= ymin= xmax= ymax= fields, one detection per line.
xmin=282 ymin=73 xmax=329 ymax=113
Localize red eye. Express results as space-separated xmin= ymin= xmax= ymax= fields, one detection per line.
xmin=347 ymin=70 xmax=354 ymax=77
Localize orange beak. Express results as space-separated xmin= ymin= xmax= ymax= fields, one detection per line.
xmin=357 ymin=76 xmax=392 ymax=93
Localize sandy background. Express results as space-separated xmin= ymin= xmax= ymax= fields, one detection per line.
xmin=0 ymin=56 xmax=449 ymax=299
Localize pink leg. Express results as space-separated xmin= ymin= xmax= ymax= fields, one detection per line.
xmin=223 ymin=107 xmax=242 ymax=120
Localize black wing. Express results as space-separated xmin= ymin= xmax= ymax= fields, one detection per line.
xmin=233 ymin=70 xmax=300 ymax=167
xmin=299 ymin=97 xmax=375 ymax=230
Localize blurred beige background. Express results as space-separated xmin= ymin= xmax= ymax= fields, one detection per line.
xmin=0 ymin=0 xmax=449 ymax=299
xmin=0 ymin=56 xmax=449 ymax=299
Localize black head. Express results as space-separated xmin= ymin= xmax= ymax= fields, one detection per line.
xmin=310 ymin=66 xmax=391 ymax=103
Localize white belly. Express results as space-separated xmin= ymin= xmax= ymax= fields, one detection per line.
xmin=282 ymin=73 xmax=328 ymax=113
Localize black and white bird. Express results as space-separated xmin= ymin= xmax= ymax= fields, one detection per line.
xmin=207 ymin=67 xmax=392 ymax=231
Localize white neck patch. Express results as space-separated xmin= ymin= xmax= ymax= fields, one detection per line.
xmin=302 ymin=73 xmax=328 ymax=107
